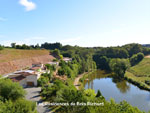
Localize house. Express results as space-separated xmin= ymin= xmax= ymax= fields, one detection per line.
xmin=32 ymin=63 xmax=44 ymax=68
xmin=63 ymin=57 xmax=72 ymax=62
xmin=30 ymin=64 xmax=48 ymax=74
xmin=10 ymin=75 xmax=27 ymax=87
xmin=47 ymin=61 xmax=59 ymax=66
xmin=30 ymin=66 xmax=42 ymax=72
xmin=6 ymin=63 xmax=46 ymax=88
xmin=8 ymin=70 xmax=40 ymax=87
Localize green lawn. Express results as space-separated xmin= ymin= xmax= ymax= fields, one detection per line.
xmin=125 ymin=58 xmax=150 ymax=90
xmin=128 ymin=58 xmax=150 ymax=77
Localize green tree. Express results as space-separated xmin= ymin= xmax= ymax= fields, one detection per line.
xmin=109 ymin=59 xmax=130 ymax=77
xmin=0 ymin=99 xmax=37 ymax=113
xmin=84 ymin=89 xmax=96 ymax=100
xmin=37 ymin=76 xmax=49 ymax=86
xmin=130 ymin=52 xmax=144 ymax=66
xmin=0 ymin=45 xmax=4 ymax=50
xmin=58 ymin=68 xmax=65 ymax=76
xmin=0 ymin=79 xmax=25 ymax=101
xmin=96 ymin=90 xmax=102 ymax=97
xmin=52 ymin=49 xmax=61 ymax=58
xmin=11 ymin=43 xmax=16 ymax=48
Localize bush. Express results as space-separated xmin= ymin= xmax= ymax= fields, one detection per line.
xmin=0 ymin=45 xmax=4 ymax=50
xmin=0 ymin=99 xmax=37 ymax=113
xmin=53 ymin=58 xmax=58 ymax=62
xmin=58 ymin=68 xmax=65 ymax=76
xmin=130 ymin=53 xmax=144 ymax=66
xmin=37 ymin=76 xmax=49 ymax=86
xmin=0 ymin=79 xmax=25 ymax=101
xmin=45 ymin=64 xmax=56 ymax=71
xmin=145 ymin=80 xmax=150 ymax=85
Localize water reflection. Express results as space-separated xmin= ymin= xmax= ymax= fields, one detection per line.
xmin=84 ymin=70 xmax=110 ymax=88
xmin=84 ymin=70 xmax=150 ymax=112
xmin=112 ymin=77 xmax=130 ymax=93
xmin=84 ymin=70 xmax=130 ymax=93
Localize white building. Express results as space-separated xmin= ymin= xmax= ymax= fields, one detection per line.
xmin=63 ymin=57 xmax=72 ymax=63
xmin=47 ymin=61 xmax=59 ymax=66
xmin=32 ymin=63 xmax=44 ymax=69
xmin=6 ymin=63 xmax=46 ymax=87
xmin=9 ymin=71 xmax=40 ymax=87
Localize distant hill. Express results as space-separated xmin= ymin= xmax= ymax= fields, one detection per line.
xmin=0 ymin=48 xmax=54 ymax=75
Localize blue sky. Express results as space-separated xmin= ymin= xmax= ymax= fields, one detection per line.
xmin=0 ymin=0 xmax=150 ymax=47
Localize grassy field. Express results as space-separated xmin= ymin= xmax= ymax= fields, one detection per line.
xmin=0 ymin=48 xmax=50 ymax=63
xmin=128 ymin=58 xmax=150 ymax=77
xmin=125 ymin=58 xmax=150 ymax=90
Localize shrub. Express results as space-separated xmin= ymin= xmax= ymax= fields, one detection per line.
xmin=58 ymin=68 xmax=65 ymax=76
xmin=130 ymin=53 xmax=144 ymax=66
xmin=0 ymin=79 xmax=25 ymax=101
xmin=96 ymin=90 xmax=102 ymax=97
xmin=0 ymin=45 xmax=4 ymax=50
xmin=37 ymin=76 xmax=49 ymax=86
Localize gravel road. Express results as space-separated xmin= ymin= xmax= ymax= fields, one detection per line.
xmin=24 ymin=87 xmax=51 ymax=113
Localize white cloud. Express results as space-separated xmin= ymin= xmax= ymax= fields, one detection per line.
xmin=19 ymin=0 xmax=36 ymax=11
xmin=0 ymin=17 xmax=7 ymax=21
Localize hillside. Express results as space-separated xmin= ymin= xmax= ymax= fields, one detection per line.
xmin=128 ymin=58 xmax=150 ymax=77
xmin=125 ymin=57 xmax=150 ymax=90
xmin=0 ymin=49 xmax=54 ymax=75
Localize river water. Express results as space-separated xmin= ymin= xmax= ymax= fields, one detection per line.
xmin=84 ymin=70 xmax=150 ymax=112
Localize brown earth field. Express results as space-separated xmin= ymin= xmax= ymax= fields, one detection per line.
xmin=0 ymin=49 xmax=54 ymax=75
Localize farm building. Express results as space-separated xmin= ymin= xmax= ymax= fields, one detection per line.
xmin=8 ymin=70 xmax=41 ymax=87
xmin=47 ymin=61 xmax=59 ymax=66
xmin=63 ymin=57 xmax=72 ymax=62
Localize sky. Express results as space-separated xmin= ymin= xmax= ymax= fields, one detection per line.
xmin=0 ymin=0 xmax=150 ymax=47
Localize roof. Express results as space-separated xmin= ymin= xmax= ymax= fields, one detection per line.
xmin=63 ymin=57 xmax=72 ymax=61
xmin=15 ymin=72 xmax=34 ymax=77
xmin=10 ymin=75 xmax=26 ymax=82
xmin=47 ymin=62 xmax=58 ymax=64
xmin=10 ymin=71 xmax=37 ymax=82
xmin=30 ymin=67 xmax=41 ymax=70
xmin=15 ymin=70 xmax=35 ymax=74
xmin=6 ymin=69 xmax=38 ymax=82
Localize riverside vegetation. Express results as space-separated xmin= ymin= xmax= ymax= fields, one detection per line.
xmin=0 ymin=43 xmax=150 ymax=112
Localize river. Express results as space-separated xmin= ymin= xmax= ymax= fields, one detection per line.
xmin=84 ymin=70 xmax=150 ymax=112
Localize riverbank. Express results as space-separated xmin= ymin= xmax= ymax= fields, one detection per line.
xmin=123 ymin=58 xmax=150 ymax=91
xmin=125 ymin=71 xmax=150 ymax=91
xmin=74 ymin=70 xmax=97 ymax=90
xmin=73 ymin=72 xmax=88 ymax=90
xmin=84 ymin=70 xmax=150 ymax=112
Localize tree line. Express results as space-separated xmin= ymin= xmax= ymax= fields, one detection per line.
xmin=93 ymin=43 xmax=147 ymax=77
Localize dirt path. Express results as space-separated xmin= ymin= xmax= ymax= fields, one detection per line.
xmin=53 ymin=66 xmax=67 ymax=81
xmin=145 ymin=55 xmax=150 ymax=58
xmin=74 ymin=72 xmax=87 ymax=90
